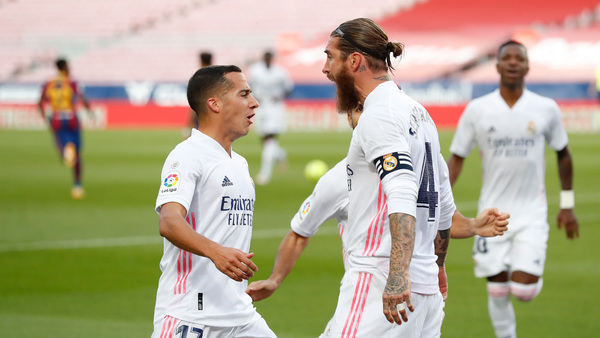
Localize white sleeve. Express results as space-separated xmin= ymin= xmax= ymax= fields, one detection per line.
xmin=449 ymin=103 xmax=477 ymax=158
xmin=437 ymin=153 xmax=456 ymax=231
xmin=290 ymin=160 xmax=348 ymax=237
xmin=155 ymin=146 xmax=199 ymax=214
xmin=359 ymin=112 xmax=417 ymax=217
xmin=544 ymin=99 xmax=569 ymax=151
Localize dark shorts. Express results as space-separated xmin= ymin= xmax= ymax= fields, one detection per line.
xmin=50 ymin=113 xmax=81 ymax=150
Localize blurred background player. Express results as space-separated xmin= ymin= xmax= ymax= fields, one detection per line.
xmin=184 ymin=51 xmax=213 ymax=138
xmin=448 ymin=40 xmax=580 ymax=338
xmin=37 ymin=58 xmax=93 ymax=199
xmin=248 ymin=50 xmax=294 ymax=185
xmin=152 ymin=65 xmax=275 ymax=337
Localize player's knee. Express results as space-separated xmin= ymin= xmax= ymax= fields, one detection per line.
xmin=487 ymin=281 xmax=510 ymax=298
xmin=510 ymin=279 xmax=543 ymax=302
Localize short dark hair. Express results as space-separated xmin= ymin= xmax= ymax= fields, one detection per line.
xmin=331 ymin=18 xmax=404 ymax=73
xmin=497 ymin=40 xmax=526 ymax=60
xmin=199 ymin=52 xmax=212 ymax=66
xmin=55 ymin=58 xmax=68 ymax=71
xmin=187 ymin=65 xmax=242 ymax=118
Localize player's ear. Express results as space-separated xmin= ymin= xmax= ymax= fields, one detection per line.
xmin=207 ymin=97 xmax=220 ymax=113
xmin=349 ymin=52 xmax=362 ymax=72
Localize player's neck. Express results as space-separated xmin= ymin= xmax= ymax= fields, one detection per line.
xmin=499 ymin=84 xmax=524 ymax=108
xmin=358 ymin=71 xmax=390 ymax=103
xmin=198 ymin=125 xmax=233 ymax=157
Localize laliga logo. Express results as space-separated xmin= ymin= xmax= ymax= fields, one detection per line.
xmin=383 ymin=154 xmax=397 ymax=171
xmin=164 ymin=173 xmax=179 ymax=187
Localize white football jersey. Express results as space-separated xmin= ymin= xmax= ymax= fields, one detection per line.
xmin=346 ymin=81 xmax=456 ymax=295
xmin=248 ymin=61 xmax=293 ymax=136
xmin=153 ymin=129 xmax=258 ymax=327
xmin=291 ymin=159 xmax=349 ymax=269
xmin=450 ymin=89 xmax=568 ymax=228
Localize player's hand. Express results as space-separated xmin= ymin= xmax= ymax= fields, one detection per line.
xmin=438 ymin=266 xmax=448 ymax=301
xmin=557 ymin=209 xmax=579 ymax=239
xmin=209 ymin=246 xmax=258 ymax=282
xmin=382 ymin=272 xmax=414 ymax=325
xmin=245 ymin=279 xmax=279 ymax=302
xmin=474 ymin=208 xmax=510 ymax=237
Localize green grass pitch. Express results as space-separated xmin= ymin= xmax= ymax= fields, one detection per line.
xmin=0 ymin=127 xmax=598 ymax=337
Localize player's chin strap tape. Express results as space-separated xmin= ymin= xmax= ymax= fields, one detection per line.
xmin=374 ymin=152 xmax=413 ymax=180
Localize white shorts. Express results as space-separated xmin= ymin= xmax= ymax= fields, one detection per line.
xmin=473 ymin=224 xmax=548 ymax=278
xmin=152 ymin=315 xmax=276 ymax=338
xmin=320 ymin=268 xmax=444 ymax=338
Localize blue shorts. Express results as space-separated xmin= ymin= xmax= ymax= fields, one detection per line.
xmin=50 ymin=114 xmax=81 ymax=151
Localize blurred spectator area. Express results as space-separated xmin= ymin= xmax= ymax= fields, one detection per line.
xmin=0 ymin=0 xmax=419 ymax=82
xmin=0 ymin=0 xmax=599 ymax=84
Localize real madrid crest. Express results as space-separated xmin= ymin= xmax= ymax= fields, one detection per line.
xmin=527 ymin=121 xmax=537 ymax=135
xmin=383 ymin=154 xmax=398 ymax=171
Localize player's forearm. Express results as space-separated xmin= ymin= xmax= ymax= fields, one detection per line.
xmin=557 ymin=146 xmax=574 ymax=190
xmin=449 ymin=210 xmax=475 ymax=239
xmin=434 ymin=229 xmax=450 ymax=267
xmin=447 ymin=155 xmax=464 ymax=187
xmin=159 ymin=214 xmax=217 ymax=258
xmin=388 ymin=213 xmax=415 ymax=279
xmin=268 ymin=231 xmax=310 ymax=285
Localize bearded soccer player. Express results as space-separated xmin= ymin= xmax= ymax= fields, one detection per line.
xmin=38 ymin=58 xmax=92 ymax=199
xmin=448 ymin=40 xmax=579 ymax=338
xmin=315 ymin=18 xmax=460 ymax=337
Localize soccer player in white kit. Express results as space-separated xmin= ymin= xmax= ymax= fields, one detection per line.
xmin=315 ymin=18 xmax=459 ymax=337
xmin=448 ymin=40 xmax=580 ymax=338
xmin=152 ymin=65 xmax=276 ymax=338
xmin=248 ymin=51 xmax=294 ymax=185
xmin=245 ymin=107 xmax=509 ymax=305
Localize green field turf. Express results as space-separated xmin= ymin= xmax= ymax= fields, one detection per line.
xmin=0 ymin=128 xmax=598 ymax=337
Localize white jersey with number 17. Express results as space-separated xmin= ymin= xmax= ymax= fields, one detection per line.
xmin=153 ymin=129 xmax=259 ymax=329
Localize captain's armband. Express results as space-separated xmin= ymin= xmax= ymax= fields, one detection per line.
xmin=373 ymin=152 xmax=412 ymax=180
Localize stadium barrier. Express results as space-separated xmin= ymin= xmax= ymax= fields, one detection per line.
xmin=2 ymin=100 xmax=598 ymax=132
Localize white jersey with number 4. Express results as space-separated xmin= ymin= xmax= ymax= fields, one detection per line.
xmin=346 ymin=81 xmax=456 ymax=295
xmin=291 ymin=159 xmax=349 ymax=269
xmin=450 ymin=89 xmax=568 ymax=229
xmin=153 ymin=129 xmax=259 ymax=329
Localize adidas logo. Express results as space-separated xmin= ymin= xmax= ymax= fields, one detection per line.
xmin=222 ymin=176 xmax=233 ymax=187
xmin=488 ymin=126 xmax=496 ymax=133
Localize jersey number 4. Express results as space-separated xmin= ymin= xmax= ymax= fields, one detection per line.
xmin=417 ymin=142 xmax=438 ymax=221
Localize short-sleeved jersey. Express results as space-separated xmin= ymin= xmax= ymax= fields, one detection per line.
xmin=346 ymin=81 xmax=456 ymax=294
xmin=450 ymin=89 xmax=568 ymax=228
xmin=41 ymin=73 xmax=80 ymax=114
xmin=153 ymin=129 xmax=258 ymax=327
xmin=290 ymin=159 xmax=349 ymax=269
xmin=247 ymin=62 xmax=293 ymax=106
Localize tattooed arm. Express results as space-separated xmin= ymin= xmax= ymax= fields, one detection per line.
xmin=382 ymin=213 xmax=416 ymax=325
xmin=435 ymin=229 xmax=451 ymax=301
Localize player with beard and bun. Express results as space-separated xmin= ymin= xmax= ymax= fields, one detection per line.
xmin=319 ymin=18 xmax=459 ymax=337
xmin=448 ymin=40 xmax=579 ymax=338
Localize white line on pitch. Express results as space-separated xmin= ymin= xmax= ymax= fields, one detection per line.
xmin=1 ymin=192 xmax=597 ymax=253
xmin=0 ymin=226 xmax=339 ymax=253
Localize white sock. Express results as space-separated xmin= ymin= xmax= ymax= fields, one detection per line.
xmin=487 ymin=281 xmax=516 ymax=338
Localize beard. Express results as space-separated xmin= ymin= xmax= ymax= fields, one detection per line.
xmin=332 ymin=66 xmax=360 ymax=114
